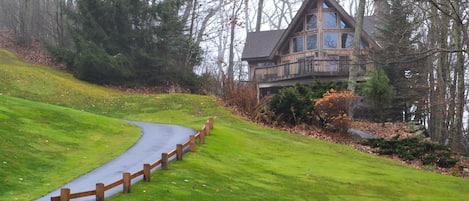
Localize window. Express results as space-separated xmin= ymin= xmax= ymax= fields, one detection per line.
xmin=340 ymin=20 xmax=352 ymax=29
xmin=341 ymin=33 xmax=354 ymax=48
xmin=293 ymin=36 xmax=304 ymax=52
xmin=306 ymin=14 xmax=317 ymax=30
xmin=324 ymin=32 xmax=338 ymax=48
xmin=307 ymin=34 xmax=317 ymax=50
xmin=258 ymin=61 xmax=276 ymax=67
xmin=323 ymin=12 xmax=337 ymax=28
xmin=323 ymin=2 xmax=331 ymax=8
xmin=295 ymin=23 xmax=304 ymax=33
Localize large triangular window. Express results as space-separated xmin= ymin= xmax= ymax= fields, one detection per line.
xmin=323 ymin=12 xmax=338 ymax=28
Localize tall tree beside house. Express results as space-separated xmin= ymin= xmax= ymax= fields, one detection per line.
xmin=256 ymin=0 xmax=264 ymax=32
xmin=425 ymin=0 xmax=467 ymax=153
xmin=372 ymin=0 xmax=426 ymax=122
xmin=347 ymin=0 xmax=365 ymax=92
xmin=47 ymin=0 xmax=202 ymax=90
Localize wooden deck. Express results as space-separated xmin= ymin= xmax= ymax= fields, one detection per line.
xmin=254 ymin=59 xmax=365 ymax=83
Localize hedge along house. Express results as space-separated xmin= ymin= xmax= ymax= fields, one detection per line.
xmin=241 ymin=0 xmax=379 ymax=96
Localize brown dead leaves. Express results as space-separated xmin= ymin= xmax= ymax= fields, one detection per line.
xmin=0 ymin=29 xmax=55 ymax=67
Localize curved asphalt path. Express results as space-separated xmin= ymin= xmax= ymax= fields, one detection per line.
xmin=35 ymin=121 xmax=195 ymax=201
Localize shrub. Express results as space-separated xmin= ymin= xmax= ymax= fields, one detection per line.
xmin=269 ymin=84 xmax=314 ymax=125
xmin=223 ymin=80 xmax=258 ymax=117
xmin=314 ymin=90 xmax=358 ymax=132
xmin=268 ymin=81 xmax=340 ymax=126
xmin=361 ymin=136 xmax=458 ymax=168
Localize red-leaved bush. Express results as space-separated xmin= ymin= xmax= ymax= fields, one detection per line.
xmin=314 ymin=90 xmax=358 ymax=132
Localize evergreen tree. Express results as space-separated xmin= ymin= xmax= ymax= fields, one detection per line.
xmin=47 ymin=0 xmax=202 ymax=90
xmin=361 ymin=67 xmax=394 ymax=123
xmin=372 ymin=0 xmax=426 ymax=121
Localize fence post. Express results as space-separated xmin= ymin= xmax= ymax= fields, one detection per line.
xmin=161 ymin=153 xmax=169 ymax=170
xmin=189 ymin=135 xmax=196 ymax=152
xmin=199 ymin=129 xmax=205 ymax=144
xmin=60 ymin=188 xmax=70 ymax=201
xmin=96 ymin=183 xmax=104 ymax=201
xmin=123 ymin=172 xmax=131 ymax=193
xmin=176 ymin=144 xmax=183 ymax=160
xmin=209 ymin=117 xmax=214 ymax=129
xmin=205 ymin=122 xmax=210 ymax=136
xmin=144 ymin=164 xmax=151 ymax=182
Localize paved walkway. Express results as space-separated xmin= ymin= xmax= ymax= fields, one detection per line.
xmin=35 ymin=121 xmax=195 ymax=201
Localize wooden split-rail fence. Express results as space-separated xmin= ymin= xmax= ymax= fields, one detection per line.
xmin=50 ymin=117 xmax=214 ymax=201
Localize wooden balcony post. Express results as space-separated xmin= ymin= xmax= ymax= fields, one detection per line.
xmin=60 ymin=188 xmax=70 ymax=201
xmin=161 ymin=153 xmax=169 ymax=170
xmin=96 ymin=183 xmax=104 ymax=201
xmin=189 ymin=135 xmax=196 ymax=152
xmin=123 ymin=172 xmax=131 ymax=193
xmin=144 ymin=164 xmax=151 ymax=182
xmin=176 ymin=144 xmax=183 ymax=161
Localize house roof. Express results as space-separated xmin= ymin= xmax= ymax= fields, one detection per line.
xmin=241 ymin=0 xmax=379 ymax=62
xmin=363 ymin=16 xmax=377 ymax=39
xmin=241 ymin=29 xmax=285 ymax=60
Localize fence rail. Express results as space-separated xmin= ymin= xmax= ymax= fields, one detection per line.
xmin=50 ymin=117 xmax=214 ymax=201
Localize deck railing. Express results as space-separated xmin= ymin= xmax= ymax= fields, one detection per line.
xmin=254 ymin=59 xmax=366 ymax=82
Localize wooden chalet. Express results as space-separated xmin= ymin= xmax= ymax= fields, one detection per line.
xmin=241 ymin=0 xmax=378 ymax=95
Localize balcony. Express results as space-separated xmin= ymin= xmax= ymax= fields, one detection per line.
xmin=254 ymin=58 xmax=367 ymax=83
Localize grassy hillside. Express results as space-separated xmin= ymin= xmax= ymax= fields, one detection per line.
xmin=0 ymin=95 xmax=140 ymax=200
xmin=0 ymin=50 xmax=120 ymax=109
xmin=111 ymin=118 xmax=469 ymax=201
xmin=0 ymin=49 xmax=468 ymax=200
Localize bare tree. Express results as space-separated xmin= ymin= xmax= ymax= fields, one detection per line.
xmin=255 ymin=0 xmax=263 ymax=31
xmin=348 ymin=0 xmax=366 ymax=92
xmin=423 ymin=0 xmax=468 ymax=152
xmin=227 ymin=0 xmax=243 ymax=81
xmin=16 ymin=0 xmax=33 ymax=47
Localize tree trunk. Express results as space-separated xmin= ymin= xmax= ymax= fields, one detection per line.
xmin=255 ymin=0 xmax=264 ymax=32
xmin=228 ymin=1 xmax=242 ymax=81
xmin=348 ymin=0 xmax=365 ymax=92
xmin=451 ymin=0 xmax=464 ymax=152
xmin=17 ymin=0 xmax=33 ymax=47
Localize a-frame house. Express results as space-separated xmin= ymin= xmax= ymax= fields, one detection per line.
xmin=241 ymin=0 xmax=378 ymax=95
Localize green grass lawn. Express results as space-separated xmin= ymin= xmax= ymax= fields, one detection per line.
xmin=109 ymin=117 xmax=469 ymax=201
xmin=0 ymin=49 xmax=469 ymax=200
xmin=0 ymin=95 xmax=140 ymax=200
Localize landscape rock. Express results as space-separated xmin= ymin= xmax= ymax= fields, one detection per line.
xmin=348 ymin=128 xmax=378 ymax=142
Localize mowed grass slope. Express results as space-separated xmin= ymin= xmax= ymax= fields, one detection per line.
xmin=0 ymin=49 xmax=120 ymax=109
xmin=0 ymin=96 xmax=140 ymax=200
xmin=110 ymin=116 xmax=469 ymax=201
xmin=0 ymin=49 xmax=469 ymax=200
